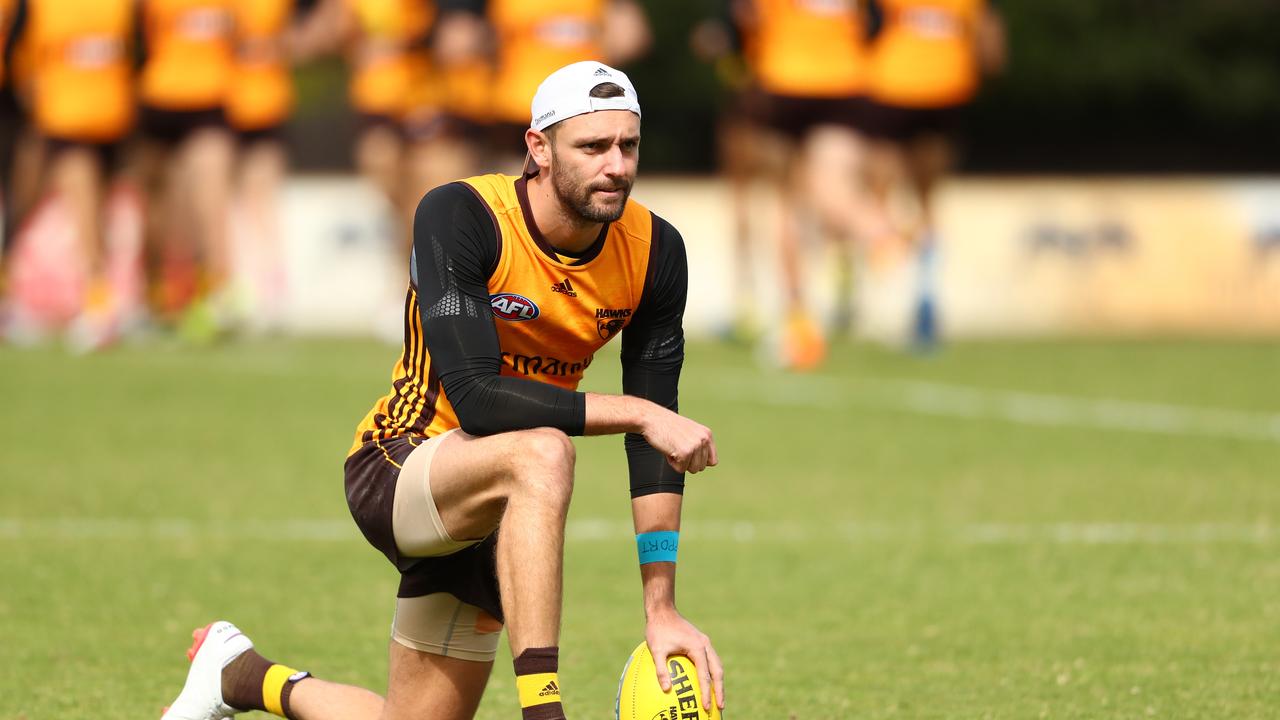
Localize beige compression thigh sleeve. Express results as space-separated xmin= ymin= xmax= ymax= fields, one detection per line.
xmin=391 ymin=429 xmax=478 ymax=558
xmin=392 ymin=593 xmax=503 ymax=662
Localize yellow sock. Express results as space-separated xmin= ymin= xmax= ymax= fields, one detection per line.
xmin=262 ymin=663 xmax=309 ymax=718
xmin=513 ymin=647 xmax=564 ymax=720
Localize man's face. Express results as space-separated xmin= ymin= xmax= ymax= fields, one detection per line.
xmin=545 ymin=110 xmax=640 ymax=224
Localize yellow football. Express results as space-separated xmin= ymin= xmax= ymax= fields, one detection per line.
xmin=615 ymin=641 xmax=720 ymax=720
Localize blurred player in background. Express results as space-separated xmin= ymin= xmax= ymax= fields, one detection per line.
xmin=0 ymin=0 xmax=33 ymax=317
xmin=292 ymin=0 xmax=431 ymax=253
xmin=137 ymin=0 xmax=238 ymax=340
xmin=863 ymin=0 xmax=1005 ymax=349
xmin=689 ymin=0 xmax=779 ymax=344
xmin=731 ymin=0 xmax=884 ymax=370
xmin=224 ymin=0 xmax=297 ymax=332
xmin=485 ymin=0 xmax=651 ymax=168
xmin=402 ymin=1 xmax=490 ymax=210
xmin=348 ymin=0 xmax=431 ymax=244
xmin=0 ymin=0 xmax=47 ymax=258
xmin=1 ymin=0 xmax=141 ymax=349
xmin=292 ymin=0 xmax=491 ymax=344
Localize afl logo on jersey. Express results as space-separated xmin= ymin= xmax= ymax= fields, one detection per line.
xmin=490 ymin=293 xmax=540 ymax=321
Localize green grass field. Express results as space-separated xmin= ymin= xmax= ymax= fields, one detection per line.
xmin=3 ymin=337 xmax=1279 ymax=719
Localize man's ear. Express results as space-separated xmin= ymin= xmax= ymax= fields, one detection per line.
xmin=526 ymin=128 xmax=554 ymax=173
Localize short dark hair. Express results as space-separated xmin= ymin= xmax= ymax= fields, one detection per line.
xmin=588 ymin=82 xmax=626 ymax=99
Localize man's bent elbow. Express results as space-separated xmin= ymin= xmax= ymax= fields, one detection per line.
xmin=455 ymin=411 xmax=501 ymax=437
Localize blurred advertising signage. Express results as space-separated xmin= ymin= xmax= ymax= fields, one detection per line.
xmin=914 ymin=179 xmax=1280 ymax=336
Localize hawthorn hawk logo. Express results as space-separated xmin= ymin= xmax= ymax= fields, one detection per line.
xmin=595 ymin=307 xmax=632 ymax=340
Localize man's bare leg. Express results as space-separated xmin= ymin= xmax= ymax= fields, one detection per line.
xmin=427 ymin=428 xmax=576 ymax=653
xmin=48 ymin=147 xmax=103 ymax=277
xmin=379 ymin=642 xmax=493 ymax=720
xmin=354 ymin=125 xmax=407 ymax=252
xmin=903 ymin=133 xmax=953 ymax=350
xmin=428 ymin=427 xmax=577 ymax=718
xmin=269 ymin=677 xmax=383 ymax=720
xmin=281 ymin=642 xmax=493 ymax=720
xmin=296 ymin=427 xmax=575 ymax=717
xmin=181 ymin=127 xmax=235 ymax=291
xmin=493 ymin=434 xmax=573 ymax=654
xmin=236 ymin=139 xmax=289 ymax=329
xmin=775 ymin=146 xmax=826 ymax=370
xmin=802 ymin=124 xmax=892 ymax=250
xmin=266 ymin=428 xmax=575 ymax=719
xmin=176 ymin=428 xmax=574 ymax=720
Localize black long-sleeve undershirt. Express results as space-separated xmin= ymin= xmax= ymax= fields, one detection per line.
xmin=412 ymin=182 xmax=688 ymax=496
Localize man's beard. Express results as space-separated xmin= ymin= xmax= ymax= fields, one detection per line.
xmin=550 ymin=161 xmax=632 ymax=224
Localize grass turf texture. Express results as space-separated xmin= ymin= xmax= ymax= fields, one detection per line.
xmin=2 ymin=338 xmax=1279 ymax=719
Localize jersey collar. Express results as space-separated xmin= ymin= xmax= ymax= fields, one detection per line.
xmin=515 ymin=170 xmax=609 ymax=267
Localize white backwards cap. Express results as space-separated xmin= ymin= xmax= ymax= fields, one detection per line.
xmin=529 ymin=61 xmax=641 ymax=131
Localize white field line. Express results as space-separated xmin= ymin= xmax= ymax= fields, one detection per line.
xmin=711 ymin=373 xmax=1280 ymax=443
xmin=0 ymin=517 xmax=1274 ymax=545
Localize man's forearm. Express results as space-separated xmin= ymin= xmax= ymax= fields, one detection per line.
xmin=582 ymin=392 xmax=657 ymax=436
xmin=633 ymin=492 xmax=682 ymax=617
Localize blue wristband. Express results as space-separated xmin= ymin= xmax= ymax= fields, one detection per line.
xmin=636 ymin=531 xmax=679 ymax=565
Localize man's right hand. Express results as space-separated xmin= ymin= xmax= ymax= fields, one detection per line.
xmin=641 ymin=405 xmax=717 ymax=474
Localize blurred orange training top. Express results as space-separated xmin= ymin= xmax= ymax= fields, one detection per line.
xmin=488 ymin=0 xmax=605 ymax=125
xmin=29 ymin=0 xmax=134 ymax=142
xmin=750 ymin=0 xmax=868 ymax=98
xmin=226 ymin=0 xmax=295 ymax=131
xmin=402 ymin=1 xmax=444 ymax=118
xmin=867 ymin=0 xmax=985 ymax=108
xmin=350 ymin=173 xmax=654 ymax=450
xmin=348 ymin=0 xmax=432 ymax=118
xmin=437 ymin=12 xmax=492 ymax=123
xmin=140 ymin=0 xmax=236 ymax=111
xmin=440 ymin=56 xmax=492 ymax=122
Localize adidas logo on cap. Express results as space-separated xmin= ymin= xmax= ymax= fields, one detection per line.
xmin=593 ymin=67 xmax=611 ymax=76
xmin=539 ymin=680 xmax=560 ymax=697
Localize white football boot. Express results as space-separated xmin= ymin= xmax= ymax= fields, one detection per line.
xmin=161 ymin=621 xmax=254 ymax=720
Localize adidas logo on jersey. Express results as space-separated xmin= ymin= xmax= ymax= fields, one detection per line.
xmin=551 ymin=278 xmax=578 ymax=297
xmin=539 ymin=680 xmax=560 ymax=697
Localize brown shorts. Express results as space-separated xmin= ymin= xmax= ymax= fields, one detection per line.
xmin=139 ymin=106 xmax=227 ymax=146
xmin=344 ymin=434 xmax=503 ymax=622
xmin=487 ymin=120 xmax=531 ymax=158
xmin=43 ymin=137 xmax=119 ymax=170
xmin=356 ymin=112 xmax=405 ymax=137
xmin=858 ymin=101 xmax=965 ymax=142
xmin=403 ymin=110 xmax=488 ymax=143
xmin=235 ymin=124 xmax=286 ymax=147
xmin=754 ymin=92 xmax=874 ymax=140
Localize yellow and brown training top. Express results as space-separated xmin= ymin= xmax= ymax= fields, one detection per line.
xmin=867 ymin=0 xmax=986 ymax=108
xmin=346 ymin=0 xmax=433 ymax=118
xmin=749 ymin=0 xmax=868 ymax=98
xmin=351 ymin=171 xmax=689 ymax=497
xmin=225 ymin=0 xmax=295 ymax=131
xmin=27 ymin=0 xmax=135 ymax=142
xmin=140 ymin=0 xmax=235 ymax=111
xmin=487 ymin=0 xmax=606 ymax=125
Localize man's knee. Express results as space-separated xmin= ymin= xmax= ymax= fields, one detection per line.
xmin=505 ymin=428 xmax=575 ymax=498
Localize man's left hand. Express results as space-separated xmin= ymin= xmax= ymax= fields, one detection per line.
xmin=645 ymin=608 xmax=725 ymax=711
